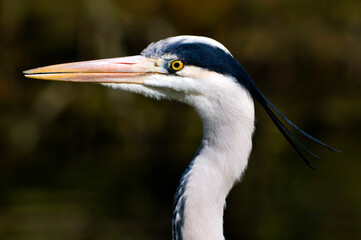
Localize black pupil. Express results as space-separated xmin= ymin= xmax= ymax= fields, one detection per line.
xmin=174 ymin=62 xmax=180 ymax=68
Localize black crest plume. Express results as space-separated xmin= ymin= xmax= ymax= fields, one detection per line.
xmin=237 ymin=66 xmax=340 ymax=169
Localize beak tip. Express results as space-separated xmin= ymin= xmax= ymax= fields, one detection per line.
xmin=23 ymin=69 xmax=34 ymax=75
xmin=23 ymin=68 xmax=42 ymax=78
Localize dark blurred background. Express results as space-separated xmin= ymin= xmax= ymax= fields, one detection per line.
xmin=0 ymin=0 xmax=360 ymax=239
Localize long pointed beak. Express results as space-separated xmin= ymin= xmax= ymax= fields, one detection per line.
xmin=23 ymin=56 xmax=166 ymax=84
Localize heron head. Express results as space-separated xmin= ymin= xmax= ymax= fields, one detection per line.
xmin=24 ymin=36 xmax=252 ymax=106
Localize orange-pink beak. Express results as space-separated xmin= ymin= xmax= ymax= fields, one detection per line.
xmin=24 ymin=56 xmax=166 ymax=84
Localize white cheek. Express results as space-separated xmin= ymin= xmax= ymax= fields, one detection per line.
xmin=178 ymin=66 xmax=237 ymax=95
xmin=178 ymin=66 xmax=215 ymax=79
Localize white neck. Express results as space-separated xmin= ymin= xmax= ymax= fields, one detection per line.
xmin=172 ymin=81 xmax=255 ymax=240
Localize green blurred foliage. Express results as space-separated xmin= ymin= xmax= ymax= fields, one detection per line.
xmin=0 ymin=0 xmax=360 ymax=239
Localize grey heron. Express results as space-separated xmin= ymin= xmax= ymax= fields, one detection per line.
xmin=24 ymin=36 xmax=338 ymax=240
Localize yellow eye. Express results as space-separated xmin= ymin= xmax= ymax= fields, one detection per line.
xmin=171 ymin=60 xmax=184 ymax=71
